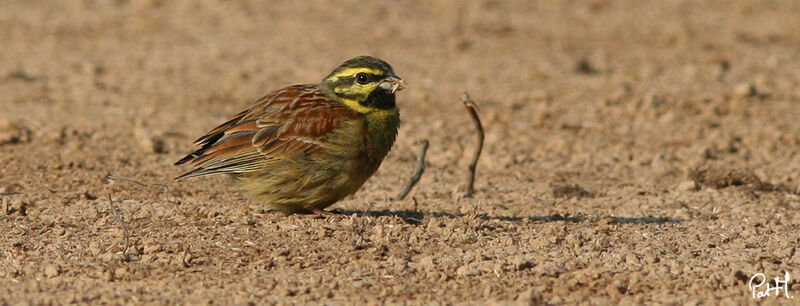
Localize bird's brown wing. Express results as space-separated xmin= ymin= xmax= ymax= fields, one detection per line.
xmin=175 ymin=84 xmax=358 ymax=179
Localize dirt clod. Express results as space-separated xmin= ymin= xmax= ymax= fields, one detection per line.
xmin=734 ymin=82 xmax=758 ymax=97
xmin=6 ymin=199 xmax=28 ymax=215
xmin=689 ymin=164 xmax=775 ymax=191
xmin=44 ymin=264 xmax=61 ymax=278
xmin=516 ymin=288 xmax=544 ymax=304
xmin=552 ymin=184 xmax=594 ymax=199
xmin=677 ymin=180 xmax=699 ymax=192
xmin=134 ymin=128 xmax=166 ymax=154
xmin=456 ymin=264 xmax=481 ymax=277
xmin=0 ymin=120 xmax=32 ymax=146
xmin=596 ymin=217 xmax=617 ymax=226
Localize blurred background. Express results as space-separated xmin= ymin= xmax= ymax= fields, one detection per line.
xmin=2 ymin=0 xmax=800 ymax=303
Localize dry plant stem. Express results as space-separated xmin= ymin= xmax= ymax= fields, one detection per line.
xmin=107 ymin=175 xmax=171 ymax=194
xmin=461 ymin=92 xmax=484 ymax=198
xmin=393 ymin=140 xmax=430 ymax=201
xmin=108 ymin=194 xmax=131 ymax=261
xmin=182 ymin=246 xmax=192 ymax=268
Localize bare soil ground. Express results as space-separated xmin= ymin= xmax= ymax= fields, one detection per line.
xmin=2 ymin=1 xmax=800 ymax=304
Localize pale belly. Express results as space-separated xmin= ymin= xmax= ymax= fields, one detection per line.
xmin=238 ymin=145 xmax=378 ymax=213
xmin=239 ymin=110 xmax=398 ymax=213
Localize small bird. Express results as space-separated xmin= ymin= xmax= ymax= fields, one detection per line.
xmin=175 ymin=56 xmax=406 ymax=214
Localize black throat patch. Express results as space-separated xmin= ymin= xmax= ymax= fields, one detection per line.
xmin=361 ymin=87 xmax=396 ymax=110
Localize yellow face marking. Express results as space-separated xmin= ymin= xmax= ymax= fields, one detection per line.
xmin=331 ymin=67 xmax=384 ymax=80
xmin=338 ymin=97 xmax=399 ymax=117
xmin=334 ymin=81 xmax=380 ymax=98
xmin=338 ymin=97 xmax=381 ymax=114
xmin=325 ymin=67 xmax=396 ymax=114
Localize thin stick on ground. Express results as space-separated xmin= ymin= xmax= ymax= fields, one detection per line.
xmin=393 ymin=140 xmax=430 ymax=201
xmin=108 ymin=194 xmax=131 ymax=262
xmin=182 ymin=246 xmax=192 ymax=268
xmin=106 ymin=175 xmax=171 ymax=194
xmin=461 ymin=92 xmax=484 ymax=198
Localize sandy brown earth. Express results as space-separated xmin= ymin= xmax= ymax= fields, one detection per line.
xmin=2 ymin=0 xmax=800 ymax=304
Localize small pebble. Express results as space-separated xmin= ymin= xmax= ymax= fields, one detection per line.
xmin=677 ymin=180 xmax=699 ymax=192
xmin=0 ymin=120 xmax=33 ymax=145
xmin=44 ymin=264 xmax=61 ymax=277
xmin=734 ymin=82 xmax=757 ymax=97
xmin=456 ymin=264 xmax=480 ymax=277
xmin=114 ymin=267 xmax=128 ymax=278
xmin=596 ymin=217 xmax=617 ymax=226
xmin=134 ymin=128 xmax=166 ymax=153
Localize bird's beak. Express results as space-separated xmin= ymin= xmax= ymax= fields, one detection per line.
xmin=379 ymin=76 xmax=407 ymax=94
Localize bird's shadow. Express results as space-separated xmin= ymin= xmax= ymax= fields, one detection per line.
xmin=335 ymin=209 xmax=681 ymax=225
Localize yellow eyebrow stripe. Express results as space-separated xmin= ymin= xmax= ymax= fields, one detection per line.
xmin=332 ymin=67 xmax=384 ymax=79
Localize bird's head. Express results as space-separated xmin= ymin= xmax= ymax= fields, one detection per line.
xmin=320 ymin=56 xmax=406 ymax=114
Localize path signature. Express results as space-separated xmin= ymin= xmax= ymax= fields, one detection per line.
xmin=749 ymin=271 xmax=793 ymax=299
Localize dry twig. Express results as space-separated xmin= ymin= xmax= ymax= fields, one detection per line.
xmin=108 ymin=194 xmax=131 ymax=262
xmin=393 ymin=140 xmax=430 ymax=201
xmin=106 ymin=175 xmax=171 ymax=194
xmin=182 ymin=246 xmax=192 ymax=268
xmin=461 ymin=92 xmax=484 ymax=198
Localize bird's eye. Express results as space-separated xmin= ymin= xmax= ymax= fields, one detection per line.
xmin=355 ymin=73 xmax=369 ymax=85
